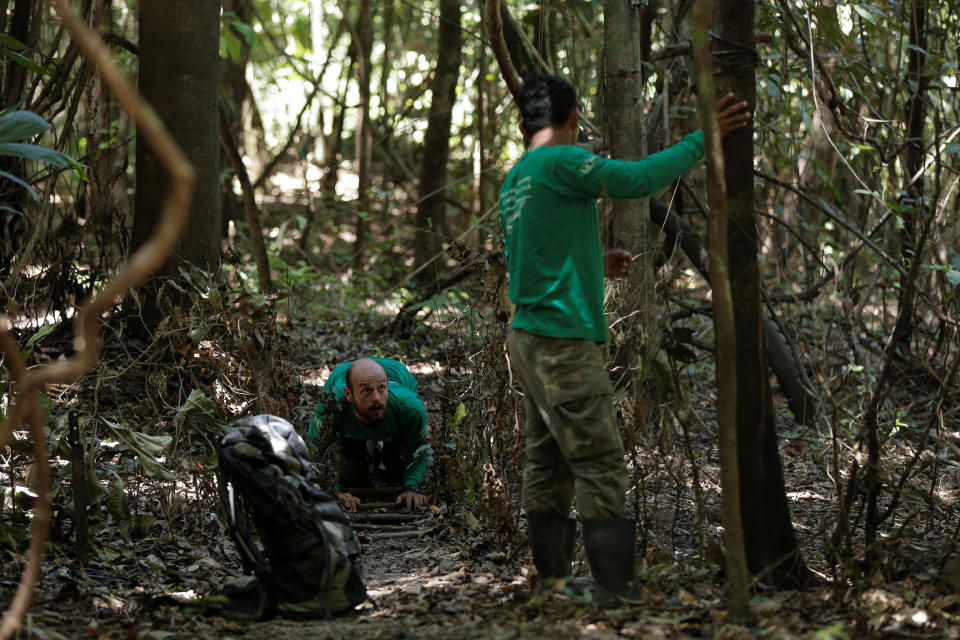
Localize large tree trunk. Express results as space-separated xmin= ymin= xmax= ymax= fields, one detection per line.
xmin=714 ymin=0 xmax=809 ymax=588
xmin=132 ymin=0 xmax=221 ymax=323
xmin=413 ymin=0 xmax=462 ymax=284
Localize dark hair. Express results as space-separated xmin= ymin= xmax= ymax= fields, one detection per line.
xmin=518 ymin=74 xmax=578 ymax=137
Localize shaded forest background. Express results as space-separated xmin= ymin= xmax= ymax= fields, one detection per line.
xmin=1 ymin=0 xmax=960 ymax=636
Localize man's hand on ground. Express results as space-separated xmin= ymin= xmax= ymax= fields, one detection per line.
xmin=336 ymin=491 xmax=361 ymax=513
xmin=396 ymin=489 xmax=427 ymax=512
xmin=604 ymin=249 xmax=632 ymax=278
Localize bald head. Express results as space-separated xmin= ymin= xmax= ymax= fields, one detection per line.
xmin=343 ymin=358 xmax=389 ymax=424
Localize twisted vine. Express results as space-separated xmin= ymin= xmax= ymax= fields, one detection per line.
xmin=0 ymin=2 xmax=195 ymax=636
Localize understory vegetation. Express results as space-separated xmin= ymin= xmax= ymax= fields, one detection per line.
xmin=1 ymin=0 xmax=959 ymax=638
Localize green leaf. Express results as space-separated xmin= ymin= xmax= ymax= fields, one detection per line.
xmin=0 ymin=204 xmax=25 ymax=216
xmin=0 ymin=142 xmax=73 ymax=166
xmin=24 ymin=321 xmax=59 ymax=349
xmin=1 ymin=50 xmax=46 ymax=75
xmin=0 ymin=110 xmax=51 ymax=142
xmin=947 ymin=269 xmax=960 ymax=286
xmin=0 ymin=168 xmax=38 ymax=199
xmin=449 ymin=403 xmax=467 ymax=427
xmin=223 ymin=27 xmax=242 ymax=63
xmin=106 ymin=479 xmax=130 ymax=521
xmin=85 ymin=474 xmax=105 ymax=504
xmin=0 ymin=34 xmax=27 ymax=50
xmin=102 ymin=418 xmax=175 ymax=481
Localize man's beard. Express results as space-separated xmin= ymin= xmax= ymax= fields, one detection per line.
xmin=360 ymin=404 xmax=385 ymax=423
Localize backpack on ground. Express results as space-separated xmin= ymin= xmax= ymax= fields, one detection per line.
xmin=208 ymin=413 xmax=367 ymax=619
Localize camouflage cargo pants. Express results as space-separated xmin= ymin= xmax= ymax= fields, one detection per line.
xmin=507 ymin=329 xmax=626 ymax=520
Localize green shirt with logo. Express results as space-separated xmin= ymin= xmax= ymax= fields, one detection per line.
xmin=499 ymin=131 xmax=704 ymax=343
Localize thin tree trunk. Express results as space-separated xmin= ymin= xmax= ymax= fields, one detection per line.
xmin=413 ymin=0 xmax=462 ymax=284
xmin=350 ymin=0 xmax=373 ymax=269
xmin=691 ymin=0 xmax=749 ymax=619
xmin=891 ymin=0 xmax=927 ymax=360
xmin=0 ymin=0 xmax=40 ymax=281
xmin=218 ymin=105 xmax=273 ymax=294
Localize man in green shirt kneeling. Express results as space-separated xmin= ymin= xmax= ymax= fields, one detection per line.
xmin=499 ymin=74 xmax=750 ymax=607
xmin=308 ymin=357 xmax=432 ymax=512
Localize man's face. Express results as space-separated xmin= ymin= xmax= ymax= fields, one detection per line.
xmin=344 ymin=364 xmax=389 ymax=424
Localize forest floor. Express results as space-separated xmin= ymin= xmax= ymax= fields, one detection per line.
xmin=10 ymin=487 xmax=959 ymax=640
xmin=3 ymin=306 xmax=960 ymax=639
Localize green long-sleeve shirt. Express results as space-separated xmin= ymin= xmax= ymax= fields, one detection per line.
xmin=307 ymin=357 xmax=432 ymax=490
xmin=499 ymin=131 xmax=705 ymax=343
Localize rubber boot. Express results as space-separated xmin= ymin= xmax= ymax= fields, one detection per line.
xmin=527 ymin=513 xmax=577 ymax=591
xmin=582 ymin=518 xmax=644 ymax=608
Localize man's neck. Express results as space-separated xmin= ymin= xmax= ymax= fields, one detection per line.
xmin=528 ymin=126 xmax=573 ymax=149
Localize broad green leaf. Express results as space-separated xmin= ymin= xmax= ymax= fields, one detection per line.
xmin=102 ymin=417 xmax=175 ymax=480
xmin=852 ymin=4 xmax=874 ymax=24
xmin=0 ymin=110 xmax=51 ymax=142
xmin=0 ymin=142 xmax=73 ymax=166
xmin=947 ymin=269 xmax=960 ymax=286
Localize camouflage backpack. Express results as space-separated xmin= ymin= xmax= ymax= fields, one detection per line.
xmin=212 ymin=414 xmax=367 ymax=619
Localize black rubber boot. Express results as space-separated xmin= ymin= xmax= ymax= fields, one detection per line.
xmin=582 ymin=518 xmax=644 ymax=608
xmin=527 ymin=512 xmax=577 ymax=589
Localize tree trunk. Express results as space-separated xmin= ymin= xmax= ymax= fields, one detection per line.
xmin=132 ymin=0 xmax=221 ymax=323
xmin=891 ymin=0 xmax=927 ymax=360
xmin=0 ymin=0 xmax=40 ymax=281
xmin=692 ymin=0 xmax=749 ymax=617
xmin=713 ymin=0 xmax=809 ymax=588
xmin=350 ymin=0 xmax=373 ymax=269
xmin=1 ymin=0 xmax=37 ymax=109
xmin=218 ymin=106 xmax=273 ymax=294
xmin=220 ymin=0 xmax=259 ymax=229
xmin=603 ymin=0 xmax=655 ymax=394
xmin=413 ymin=0 xmax=462 ymax=284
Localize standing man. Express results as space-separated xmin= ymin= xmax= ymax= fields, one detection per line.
xmin=307 ymin=357 xmax=432 ymax=512
xmin=500 ymin=75 xmax=749 ymax=606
